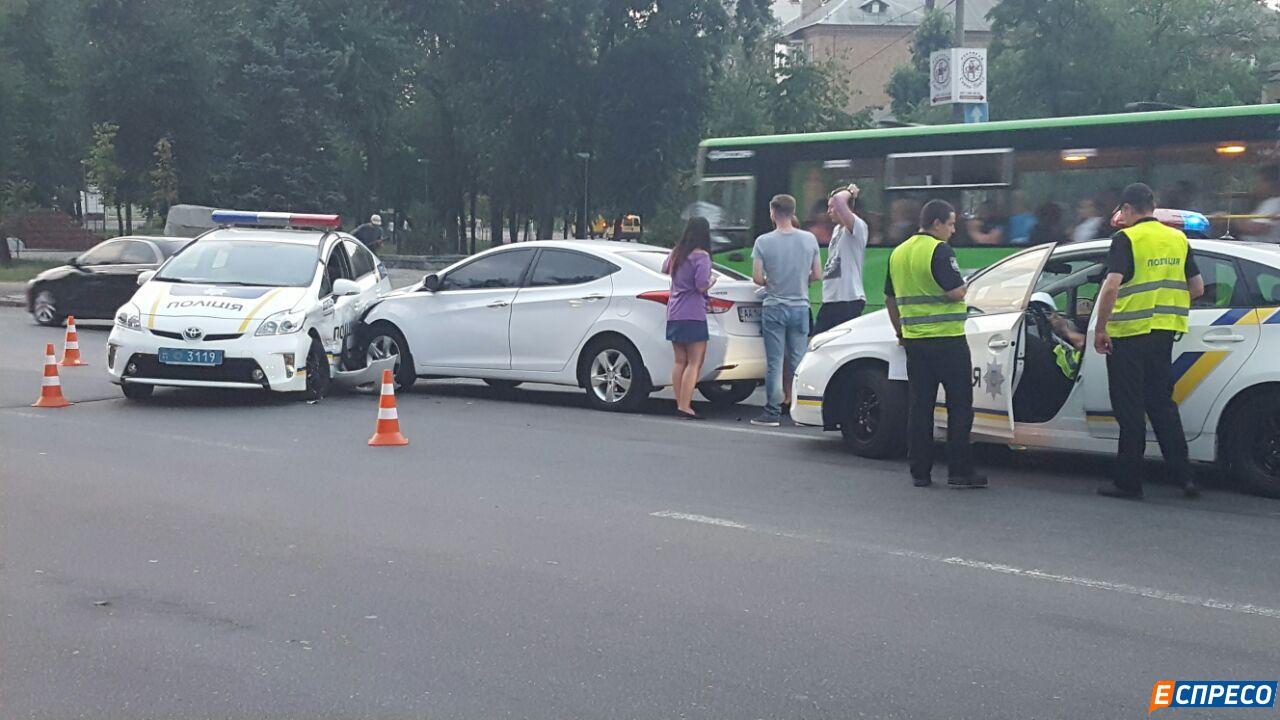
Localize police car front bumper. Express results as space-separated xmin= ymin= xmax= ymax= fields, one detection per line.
xmin=107 ymin=324 xmax=313 ymax=392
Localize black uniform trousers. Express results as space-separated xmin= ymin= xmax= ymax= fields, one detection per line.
xmin=1106 ymin=330 xmax=1192 ymax=489
xmin=903 ymin=336 xmax=975 ymax=479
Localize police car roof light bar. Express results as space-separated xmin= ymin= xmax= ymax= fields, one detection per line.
xmin=211 ymin=210 xmax=342 ymax=230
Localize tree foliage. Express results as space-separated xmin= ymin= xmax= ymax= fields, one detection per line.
xmin=884 ymin=9 xmax=954 ymax=123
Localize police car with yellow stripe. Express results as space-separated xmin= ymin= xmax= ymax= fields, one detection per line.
xmin=793 ymin=210 xmax=1280 ymax=497
xmin=106 ymin=211 xmax=394 ymax=400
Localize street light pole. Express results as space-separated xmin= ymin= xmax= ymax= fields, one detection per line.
xmin=576 ymin=152 xmax=590 ymax=238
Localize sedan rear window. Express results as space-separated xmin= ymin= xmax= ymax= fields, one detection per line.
xmin=621 ymin=251 xmax=748 ymax=280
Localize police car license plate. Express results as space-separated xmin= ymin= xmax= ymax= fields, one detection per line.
xmin=738 ymin=305 xmax=762 ymax=322
xmin=157 ymin=347 xmax=223 ymax=366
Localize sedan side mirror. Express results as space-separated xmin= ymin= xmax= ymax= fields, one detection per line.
xmin=137 ymin=270 xmax=156 ymax=286
xmin=332 ymin=278 xmax=361 ymax=297
xmin=422 ymin=273 xmax=441 ymax=292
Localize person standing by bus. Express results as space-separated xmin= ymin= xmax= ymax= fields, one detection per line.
xmin=1093 ymin=183 xmax=1205 ymax=500
xmin=750 ymin=194 xmax=821 ymax=426
xmin=884 ymin=199 xmax=987 ymax=489
xmin=814 ymin=184 xmax=868 ymax=335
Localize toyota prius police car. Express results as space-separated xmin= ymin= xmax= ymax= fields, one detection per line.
xmin=792 ymin=210 xmax=1280 ymax=498
xmin=107 ymin=211 xmax=394 ymax=400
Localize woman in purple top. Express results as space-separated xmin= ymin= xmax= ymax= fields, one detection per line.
xmin=662 ymin=217 xmax=717 ymax=420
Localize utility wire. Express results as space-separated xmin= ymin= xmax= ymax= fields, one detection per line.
xmin=847 ymin=0 xmax=957 ymax=73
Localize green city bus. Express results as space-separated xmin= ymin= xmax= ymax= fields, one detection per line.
xmin=696 ymin=104 xmax=1280 ymax=309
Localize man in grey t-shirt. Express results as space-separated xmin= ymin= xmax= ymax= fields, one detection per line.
xmin=751 ymin=193 xmax=822 ymax=426
xmin=815 ymin=184 xmax=869 ymax=335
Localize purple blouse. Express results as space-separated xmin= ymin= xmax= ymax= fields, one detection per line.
xmin=662 ymin=250 xmax=712 ymax=322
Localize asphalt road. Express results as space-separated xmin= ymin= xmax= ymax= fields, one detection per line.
xmin=2 ymin=307 xmax=1279 ymax=719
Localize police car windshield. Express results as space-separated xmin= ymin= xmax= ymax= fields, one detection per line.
xmin=157 ymin=240 xmax=318 ymax=287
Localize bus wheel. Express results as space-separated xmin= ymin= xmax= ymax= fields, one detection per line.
xmin=840 ymin=366 xmax=907 ymax=459
xmin=1225 ymin=390 xmax=1280 ymax=498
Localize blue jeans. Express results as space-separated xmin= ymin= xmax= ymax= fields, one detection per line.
xmin=761 ymin=303 xmax=810 ymax=415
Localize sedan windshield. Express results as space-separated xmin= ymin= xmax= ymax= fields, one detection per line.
xmin=156 ymin=240 xmax=317 ymax=287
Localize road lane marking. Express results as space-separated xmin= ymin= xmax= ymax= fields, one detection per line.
xmin=650 ymin=510 xmax=1280 ymax=621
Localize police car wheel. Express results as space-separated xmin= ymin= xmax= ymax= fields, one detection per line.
xmin=697 ymin=381 xmax=758 ymax=406
xmin=1225 ymin=390 xmax=1280 ymax=498
xmin=301 ymin=338 xmax=331 ymax=401
xmin=120 ymin=382 xmax=153 ymax=400
xmin=840 ymin=366 xmax=907 ymax=459
xmin=581 ymin=337 xmax=650 ymax=412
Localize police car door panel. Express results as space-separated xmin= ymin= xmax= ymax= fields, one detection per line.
xmin=939 ymin=244 xmax=1057 ymax=440
xmin=1083 ymin=255 xmax=1260 ymax=440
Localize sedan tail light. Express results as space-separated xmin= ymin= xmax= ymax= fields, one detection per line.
xmin=637 ymin=291 xmax=734 ymax=314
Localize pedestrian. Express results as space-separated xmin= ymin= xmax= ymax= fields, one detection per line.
xmin=884 ymin=199 xmax=987 ymax=488
xmin=1072 ymin=197 xmax=1107 ymax=243
xmin=352 ymin=214 xmax=386 ymax=252
xmin=813 ymin=184 xmax=868 ymax=335
xmin=1027 ymin=201 xmax=1069 ymax=246
xmin=750 ymin=194 xmax=821 ymax=426
xmin=663 ymin=216 xmax=717 ymax=420
xmin=1093 ymin=183 xmax=1204 ymax=500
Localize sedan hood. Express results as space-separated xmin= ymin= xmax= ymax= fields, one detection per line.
xmin=132 ymin=281 xmax=308 ymax=324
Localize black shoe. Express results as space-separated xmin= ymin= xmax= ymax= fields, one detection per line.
xmin=676 ymin=409 xmax=705 ymax=421
xmin=1097 ymin=485 xmax=1143 ymax=500
xmin=913 ymin=476 xmax=933 ymax=487
xmin=947 ymin=474 xmax=988 ymax=489
xmin=1183 ymin=479 xmax=1200 ymax=499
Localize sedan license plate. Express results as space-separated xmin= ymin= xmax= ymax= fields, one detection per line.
xmin=737 ymin=305 xmax=762 ymax=322
xmin=157 ymin=347 xmax=224 ymax=366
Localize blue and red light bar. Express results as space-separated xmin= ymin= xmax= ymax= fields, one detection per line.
xmin=1110 ymin=208 xmax=1210 ymax=237
xmin=211 ymin=210 xmax=342 ymax=229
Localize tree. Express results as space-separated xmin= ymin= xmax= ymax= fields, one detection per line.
xmin=84 ymin=123 xmax=125 ymax=235
xmin=148 ymin=137 xmax=179 ymax=220
xmin=988 ymin=0 xmax=1280 ymax=119
xmin=884 ymin=9 xmax=953 ymax=123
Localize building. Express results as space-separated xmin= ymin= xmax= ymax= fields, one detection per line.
xmin=779 ymin=0 xmax=996 ymax=112
xmin=772 ymin=0 xmax=803 ymax=26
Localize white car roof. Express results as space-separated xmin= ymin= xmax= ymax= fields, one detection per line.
xmin=1060 ymin=237 xmax=1280 ymax=265
xmin=198 ymin=226 xmax=346 ymax=247
xmin=489 ymin=239 xmax=671 ymax=255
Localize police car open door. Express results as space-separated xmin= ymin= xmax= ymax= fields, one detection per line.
xmin=937 ymin=244 xmax=1057 ymax=440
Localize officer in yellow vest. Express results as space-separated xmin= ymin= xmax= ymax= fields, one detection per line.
xmin=1093 ymin=183 xmax=1205 ymax=499
xmin=885 ymin=200 xmax=987 ymax=488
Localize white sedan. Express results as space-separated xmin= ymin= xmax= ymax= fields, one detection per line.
xmin=359 ymin=240 xmax=766 ymax=411
xmin=792 ymin=235 xmax=1280 ymax=497
xmin=107 ymin=211 xmax=395 ymax=400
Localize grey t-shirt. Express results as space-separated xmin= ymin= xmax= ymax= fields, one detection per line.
xmin=752 ymin=228 xmax=820 ymax=307
xmin=822 ymin=217 xmax=868 ymax=303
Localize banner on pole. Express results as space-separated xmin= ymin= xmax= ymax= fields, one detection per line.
xmin=930 ymin=48 xmax=987 ymax=106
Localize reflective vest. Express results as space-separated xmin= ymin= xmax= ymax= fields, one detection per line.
xmin=1106 ymin=219 xmax=1191 ymax=338
xmin=1053 ymin=343 xmax=1081 ymax=380
xmin=889 ymin=234 xmax=967 ymax=339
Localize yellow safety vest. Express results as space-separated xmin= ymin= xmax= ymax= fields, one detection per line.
xmin=888 ymin=234 xmax=967 ymax=339
xmin=1053 ymin=343 xmax=1081 ymax=380
xmin=1106 ymin=219 xmax=1191 ymax=338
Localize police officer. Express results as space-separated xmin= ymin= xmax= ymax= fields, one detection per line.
xmin=884 ymin=199 xmax=987 ymax=489
xmin=1093 ymin=183 xmax=1205 ymax=499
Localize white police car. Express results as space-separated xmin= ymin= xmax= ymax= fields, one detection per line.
xmin=107 ymin=211 xmax=394 ymax=400
xmin=792 ymin=211 xmax=1280 ymax=497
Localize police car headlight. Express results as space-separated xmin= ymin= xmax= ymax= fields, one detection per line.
xmin=115 ymin=304 xmax=142 ymax=331
xmin=809 ymin=327 xmax=850 ymax=351
xmin=256 ymin=309 xmax=306 ymax=336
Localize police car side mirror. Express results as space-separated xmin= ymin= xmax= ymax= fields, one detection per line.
xmin=332 ymin=278 xmax=361 ymax=297
xmin=422 ymin=273 xmax=441 ymax=292
xmin=137 ymin=270 xmax=156 ymax=286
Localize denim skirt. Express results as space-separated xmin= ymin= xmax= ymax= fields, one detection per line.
xmin=666 ymin=319 xmax=709 ymax=343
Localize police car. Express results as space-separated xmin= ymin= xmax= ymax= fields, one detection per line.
xmin=106 ymin=211 xmax=394 ymax=400
xmin=792 ymin=210 xmax=1280 ymax=497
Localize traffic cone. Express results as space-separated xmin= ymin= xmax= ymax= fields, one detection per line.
xmin=368 ymin=369 xmax=408 ymax=446
xmin=33 ymin=343 xmax=72 ymax=408
xmin=59 ymin=315 xmax=88 ymax=367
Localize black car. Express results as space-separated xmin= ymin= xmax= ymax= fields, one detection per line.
xmin=26 ymin=236 xmax=192 ymax=326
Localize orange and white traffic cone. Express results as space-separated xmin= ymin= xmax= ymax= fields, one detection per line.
xmin=59 ymin=315 xmax=88 ymax=367
xmin=368 ymin=369 xmax=408 ymax=446
xmin=33 ymin=343 xmax=72 ymax=408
